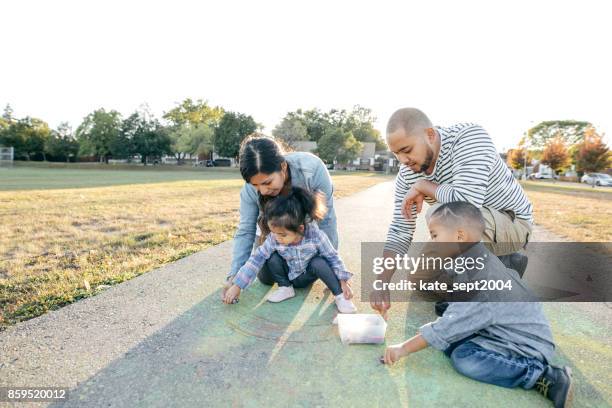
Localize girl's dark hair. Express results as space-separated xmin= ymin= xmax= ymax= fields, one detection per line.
xmin=263 ymin=187 xmax=327 ymax=235
xmin=239 ymin=134 xmax=288 ymax=183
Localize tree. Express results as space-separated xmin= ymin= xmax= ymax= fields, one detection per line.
xmin=120 ymin=110 xmax=173 ymax=165
xmin=317 ymin=127 xmax=363 ymax=164
xmin=1 ymin=105 xmax=13 ymax=133
xmin=573 ymin=126 xmax=611 ymax=174
xmin=541 ymin=135 xmax=570 ymax=175
xmin=132 ymin=125 xmax=172 ymax=165
xmin=528 ymin=120 xmax=592 ymax=149
xmin=45 ymin=122 xmax=80 ymax=162
xmin=506 ymin=136 xmax=531 ymax=171
xmin=0 ymin=116 xmax=51 ymax=160
xmin=170 ymin=124 xmax=214 ymax=161
xmin=507 ymin=148 xmax=527 ymax=170
xmin=343 ymin=105 xmax=386 ymax=150
xmin=272 ymin=117 xmax=308 ymax=147
xmin=277 ymin=105 xmax=385 ymax=149
xmin=213 ymin=112 xmax=258 ymax=158
xmin=76 ymin=109 xmax=123 ymax=163
xmin=163 ymin=98 xmax=224 ymax=128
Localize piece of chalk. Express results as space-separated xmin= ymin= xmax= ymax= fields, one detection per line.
xmin=379 ymin=356 xmax=385 ymax=364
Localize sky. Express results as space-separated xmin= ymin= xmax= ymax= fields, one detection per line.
xmin=1 ymin=0 xmax=610 ymax=152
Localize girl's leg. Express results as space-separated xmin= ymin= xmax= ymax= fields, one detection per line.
xmin=292 ymin=256 xmax=342 ymax=296
xmin=258 ymin=252 xmax=291 ymax=287
xmin=449 ymin=340 xmax=545 ymax=389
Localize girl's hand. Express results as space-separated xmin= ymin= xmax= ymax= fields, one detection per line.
xmin=223 ymin=284 xmax=241 ymax=304
xmin=340 ymin=280 xmax=353 ymax=300
xmin=383 ymin=343 xmax=409 ymax=365
xmin=221 ymin=280 xmax=233 ymax=301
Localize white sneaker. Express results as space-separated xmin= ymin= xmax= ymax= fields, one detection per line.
xmin=267 ymin=286 xmax=296 ymax=303
xmin=335 ymin=294 xmax=357 ymax=313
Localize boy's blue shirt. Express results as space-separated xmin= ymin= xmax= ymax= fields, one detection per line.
xmin=419 ymin=242 xmax=556 ymax=363
xmin=229 ymin=152 xmax=338 ymax=279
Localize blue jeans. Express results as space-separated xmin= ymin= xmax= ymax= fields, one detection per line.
xmin=444 ymin=335 xmax=545 ymax=389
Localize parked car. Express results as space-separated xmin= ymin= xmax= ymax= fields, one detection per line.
xmin=213 ymin=159 xmax=231 ymax=167
xmin=581 ymin=173 xmax=612 ymax=186
xmin=528 ymin=172 xmax=554 ymax=180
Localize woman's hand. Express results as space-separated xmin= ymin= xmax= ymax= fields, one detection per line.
xmin=340 ymin=280 xmax=353 ymax=300
xmin=223 ymin=284 xmax=241 ymax=304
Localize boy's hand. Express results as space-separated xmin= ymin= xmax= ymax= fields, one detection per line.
xmin=340 ymin=280 xmax=353 ymax=299
xmin=383 ymin=343 xmax=409 ymax=365
xmin=223 ymin=284 xmax=241 ymax=304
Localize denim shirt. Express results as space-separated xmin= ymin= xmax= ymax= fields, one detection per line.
xmin=419 ymin=243 xmax=555 ymax=363
xmin=228 ymin=152 xmax=338 ymax=279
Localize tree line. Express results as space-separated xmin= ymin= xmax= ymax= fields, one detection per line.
xmin=506 ymin=120 xmax=610 ymax=176
xmin=0 ymin=100 xmax=384 ymax=165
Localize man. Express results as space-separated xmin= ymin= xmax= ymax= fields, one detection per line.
xmin=371 ymin=107 xmax=533 ymax=318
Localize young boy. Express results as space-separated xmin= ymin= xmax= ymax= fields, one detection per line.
xmin=382 ymin=201 xmax=573 ymax=408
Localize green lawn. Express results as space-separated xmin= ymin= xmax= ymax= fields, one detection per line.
xmin=0 ymin=166 xmax=240 ymax=190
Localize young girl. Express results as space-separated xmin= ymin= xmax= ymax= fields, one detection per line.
xmin=223 ymin=186 xmax=357 ymax=313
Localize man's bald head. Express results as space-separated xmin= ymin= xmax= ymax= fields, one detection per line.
xmin=386 ymin=108 xmax=433 ymax=136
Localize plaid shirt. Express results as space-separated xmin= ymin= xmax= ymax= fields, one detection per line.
xmin=232 ymin=222 xmax=352 ymax=289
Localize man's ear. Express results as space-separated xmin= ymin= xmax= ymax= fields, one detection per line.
xmin=426 ymin=127 xmax=436 ymax=143
xmin=298 ymin=224 xmax=305 ymax=234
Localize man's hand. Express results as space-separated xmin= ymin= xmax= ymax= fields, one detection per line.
xmin=369 ymin=288 xmax=390 ymax=320
xmin=401 ymin=186 xmax=425 ymax=220
xmin=340 ymin=280 xmax=353 ymax=299
xmin=223 ymin=284 xmax=241 ymax=304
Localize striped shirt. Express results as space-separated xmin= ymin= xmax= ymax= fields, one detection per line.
xmin=233 ymin=222 xmax=352 ymax=289
xmin=385 ymin=123 xmax=533 ymax=255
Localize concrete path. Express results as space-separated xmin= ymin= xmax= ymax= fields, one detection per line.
xmin=1 ymin=182 xmax=610 ymax=407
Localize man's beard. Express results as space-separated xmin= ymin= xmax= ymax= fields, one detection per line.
xmin=417 ymin=146 xmax=434 ymax=173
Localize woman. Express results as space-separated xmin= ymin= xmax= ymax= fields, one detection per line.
xmin=222 ymin=134 xmax=339 ymax=301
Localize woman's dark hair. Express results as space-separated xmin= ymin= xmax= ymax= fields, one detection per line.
xmin=263 ymin=187 xmax=327 ymax=235
xmin=239 ymin=134 xmax=287 ymax=183
xmin=240 ymin=134 xmax=295 ymax=242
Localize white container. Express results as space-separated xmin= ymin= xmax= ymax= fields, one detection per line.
xmin=337 ymin=313 xmax=387 ymax=344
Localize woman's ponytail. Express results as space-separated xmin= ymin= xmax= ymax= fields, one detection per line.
xmin=289 ymin=187 xmax=327 ymax=223
xmin=263 ymin=187 xmax=327 ymax=235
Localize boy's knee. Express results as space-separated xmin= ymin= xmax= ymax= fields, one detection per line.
xmin=450 ymin=344 xmax=485 ymax=379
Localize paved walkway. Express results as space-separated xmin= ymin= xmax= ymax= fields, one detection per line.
xmin=1 ymin=182 xmax=610 ymax=407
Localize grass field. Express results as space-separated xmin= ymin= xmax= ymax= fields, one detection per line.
xmin=520 ymin=181 xmax=612 ymax=242
xmin=2 ymin=167 xmax=610 ymax=330
xmin=0 ymin=166 xmax=392 ymax=329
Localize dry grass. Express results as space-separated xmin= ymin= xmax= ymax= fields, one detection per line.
xmin=522 ymin=183 xmax=612 ymax=242
xmin=0 ymin=169 xmax=391 ymax=329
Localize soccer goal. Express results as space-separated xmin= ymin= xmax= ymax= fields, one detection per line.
xmin=0 ymin=146 xmax=14 ymax=167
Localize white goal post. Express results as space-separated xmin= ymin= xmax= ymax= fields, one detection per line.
xmin=0 ymin=146 xmax=14 ymax=167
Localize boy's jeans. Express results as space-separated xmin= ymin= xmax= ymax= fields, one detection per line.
xmin=444 ymin=335 xmax=545 ymax=390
